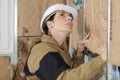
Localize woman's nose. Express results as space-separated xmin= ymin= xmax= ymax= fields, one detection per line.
xmin=66 ymin=15 xmax=72 ymax=21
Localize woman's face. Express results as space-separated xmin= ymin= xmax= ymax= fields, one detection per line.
xmin=48 ymin=10 xmax=73 ymax=34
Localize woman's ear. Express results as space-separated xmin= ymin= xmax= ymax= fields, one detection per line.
xmin=46 ymin=21 xmax=53 ymax=28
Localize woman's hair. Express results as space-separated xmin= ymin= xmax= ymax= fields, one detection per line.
xmin=42 ymin=14 xmax=56 ymax=35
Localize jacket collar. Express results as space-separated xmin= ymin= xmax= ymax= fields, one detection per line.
xmin=41 ymin=34 xmax=60 ymax=47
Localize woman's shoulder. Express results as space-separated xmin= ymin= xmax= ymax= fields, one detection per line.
xmin=27 ymin=42 xmax=59 ymax=73
xmin=31 ymin=42 xmax=58 ymax=54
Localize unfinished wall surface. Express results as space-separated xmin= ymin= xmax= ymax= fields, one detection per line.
xmin=17 ymin=0 xmax=120 ymax=79
xmin=85 ymin=0 xmax=107 ymax=79
xmin=109 ymin=0 xmax=120 ymax=66
xmin=85 ymin=0 xmax=107 ymax=54
xmin=84 ymin=0 xmax=120 ymax=79
xmin=85 ymin=0 xmax=120 ymax=66
xmin=18 ymin=0 xmax=65 ymax=37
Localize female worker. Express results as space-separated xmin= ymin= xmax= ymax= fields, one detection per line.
xmin=24 ymin=4 xmax=106 ymax=80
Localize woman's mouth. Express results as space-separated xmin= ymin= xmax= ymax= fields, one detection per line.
xmin=65 ymin=22 xmax=73 ymax=28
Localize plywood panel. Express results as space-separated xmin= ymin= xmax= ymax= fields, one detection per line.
xmin=85 ymin=0 xmax=107 ymax=79
xmin=84 ymin=0 xmax=120 ymax=66
xmin=109 ymin=0 xmax=120 ymax=66
xmin=18 ymin=0 xmax=65 ymax=37
xmin=85 ymin=0 xmax=107 ymax=54
xmin=0 ymin=57 xmax=10 ymax=80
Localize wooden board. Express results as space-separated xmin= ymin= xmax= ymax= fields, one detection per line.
xmin=85 ymin=0 xmax=107 ymax=54
xmin=109 ymin=0 xmax=120 ymax=66
xmin=0 ymin=57 xmax=10 ymax=80
xmin=18 ymin=0 xmax=65 ymax=37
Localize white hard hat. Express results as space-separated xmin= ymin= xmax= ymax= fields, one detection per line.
xmin=40 ymin=4 xmax=78 ymax=33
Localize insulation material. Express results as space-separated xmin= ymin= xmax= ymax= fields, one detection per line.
xmin=85 ymin=0 xmax=107 ymax=55
xmin=13 ymin=37 xmax=41 ymax=80
xmin=18 ymin=0 xmax=65 ymax=37
xmin=109 ymin=0 xmax=120 ymax=66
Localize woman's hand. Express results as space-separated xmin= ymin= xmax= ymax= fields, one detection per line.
xmin=78 ymin=31 xmax=106 ymax=61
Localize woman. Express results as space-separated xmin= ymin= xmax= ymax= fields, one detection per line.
xmin=24 ymin=4 xmax=106 ymax=80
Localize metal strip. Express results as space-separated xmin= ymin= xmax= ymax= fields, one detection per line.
xmin=83 ymin=0 xmax=88 ymax=62
xmin=107 ymin=0 xmax=120 ymax=80
xmin=66 ymin=0 xmax=69 ymax=5
xmin=66 ymin=0 xmax=72 ymax=57
xmin=107 ymin=0 xmax=112 ymax=80
xmin=0 ymin=0 xmax=1 ymax=44
xmin=11 ymin=0 xmax=18 ymax=64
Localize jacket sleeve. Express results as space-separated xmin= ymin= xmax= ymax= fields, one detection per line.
xmin=57 ymin=56 xmax=105 ymax=80
xmin=26 ymin=51 xmax=104 ymax=80
xmin=72 ymin=52 xmax=84 ymax=67
xmin=34 ymin=52 xmax=71 ymax=80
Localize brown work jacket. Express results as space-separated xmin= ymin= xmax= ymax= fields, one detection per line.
xmin=26 ymin=34 xmax=104 ymax=80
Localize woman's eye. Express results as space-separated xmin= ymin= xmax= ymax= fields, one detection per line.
xmin=60 ymin=13 xmax=65 ymax=16
xmin=69 ymin=14 xmax=73 ymax=20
